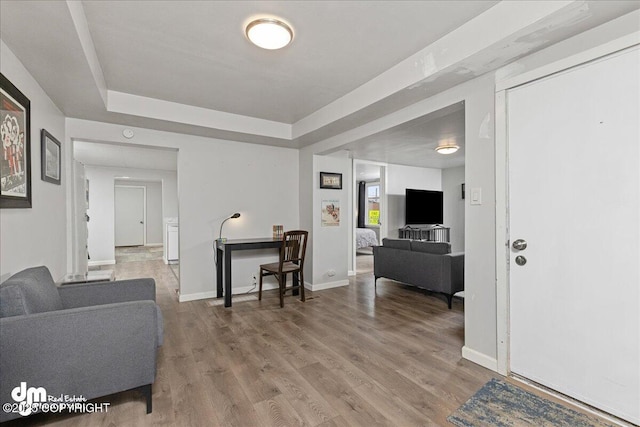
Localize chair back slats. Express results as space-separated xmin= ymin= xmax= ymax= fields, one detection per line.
xmin=279 ymin=230 xmax=308 ymax=271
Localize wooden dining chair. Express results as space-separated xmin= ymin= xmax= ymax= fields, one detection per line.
xmin=258 ymin=230 xmax=308 ymax=307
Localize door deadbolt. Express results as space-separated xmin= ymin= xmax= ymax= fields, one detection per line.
xmin=515 ymin=255 xmax=527 ymax=266
xmin=512 ymin=239 xmax=527 ymax=251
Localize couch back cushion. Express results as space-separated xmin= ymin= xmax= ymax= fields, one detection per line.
xmin=410 ymin=241 xmax=451 ymax=255
xmin=0 ymin=266 xmax=62 ymax=317
xmin=382 ymin=238 xmax=411 ymax=251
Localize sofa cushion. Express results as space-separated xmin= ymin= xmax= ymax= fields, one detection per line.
xmin=382 ymin=238 xmax=411 ymax=250
xmin=0 ymin=266 xmax=62 ymax=317
xmin=410 ymin=241 xmax=451 ymax=255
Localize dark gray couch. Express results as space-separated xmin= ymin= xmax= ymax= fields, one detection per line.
xmin=373 ymin=238 xmax=464 ymax=308
xmin=0 ymin=266 xmax=163 ymax=422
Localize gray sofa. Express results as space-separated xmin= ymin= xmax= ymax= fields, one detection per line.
xmin=373 ymin=238 xmax=464 ymax=308
xmin=0 ymin=266 xmax=163 ymax=422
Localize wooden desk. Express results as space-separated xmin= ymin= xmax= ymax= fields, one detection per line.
xmin=215 ymin=237 xmax=282 ymax=307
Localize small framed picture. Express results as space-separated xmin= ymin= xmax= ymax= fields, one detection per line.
xmin=41 ymin=129 xmax=61 ymax=185
xmin=320 ymin=172 xmax=342 ymax=190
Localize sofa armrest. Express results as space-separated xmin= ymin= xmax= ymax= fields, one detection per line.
xmin=58 ymin=278 xmax=156 ymax=308
xmin=0 ymin=301 xmax=159 ymax=422
xmin=443 ymin=252 xmax=465 ymax=294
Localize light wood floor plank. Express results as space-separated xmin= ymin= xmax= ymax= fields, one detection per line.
xmin=8 ymin=257 xmax=502 ymax=427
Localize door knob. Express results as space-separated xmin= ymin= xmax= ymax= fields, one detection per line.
xmin=515 ymin=255 xmax=527 ymax=266
xmin=140 ymin=221 xmax=144 ymax=224
xmin=512 ymin=239 xmax=527 ymax=251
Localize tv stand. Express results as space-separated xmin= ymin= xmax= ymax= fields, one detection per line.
xmin=399 ymin=225 xmax=450 ymax=242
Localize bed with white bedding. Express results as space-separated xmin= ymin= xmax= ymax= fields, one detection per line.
xmin=356 ymin=227 xmax=379 ymax=249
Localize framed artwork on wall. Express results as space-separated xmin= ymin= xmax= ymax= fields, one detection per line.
xmin=0 ymin=73 xmax=31 ymax=208
xmin=319 ymin=172 xmax=342 ymax=189
xmin=41 ymin=129 xmax=61 ymax=185
xmin=321 ymin=199 xmax=340 ymax=226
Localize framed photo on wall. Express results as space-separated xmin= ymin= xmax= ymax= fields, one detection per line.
xmin=0 ymin=73 xmax=31 ymax=208
xmin=41 ymin=129 xmax=61 ymax=185
xmin=319 ymin=172 xmax=342 ymax=190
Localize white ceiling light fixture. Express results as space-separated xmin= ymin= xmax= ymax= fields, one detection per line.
xmin=435 ymin=140 xmax=459 ymax=155
xmin=246 ymin=18 xmax=293 ymax=50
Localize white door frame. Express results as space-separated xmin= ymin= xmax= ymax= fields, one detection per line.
xmin=114 ymin=184 xmax=147 ymax=246
xmin=494 ymin=34 xmax=640 ymax=376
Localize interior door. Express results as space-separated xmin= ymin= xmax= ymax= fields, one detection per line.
xmin=115 ymin=186 xmax=145 ymax=247
xmin=508 ymin=47 xmax=639 ymax=424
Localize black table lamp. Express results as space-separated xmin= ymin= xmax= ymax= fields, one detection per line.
xmin=218 ymin=213 xmax=241 ymax=242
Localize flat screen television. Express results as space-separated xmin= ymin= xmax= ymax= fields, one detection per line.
xmin=405 ymin=189 xmax=443 ymax=225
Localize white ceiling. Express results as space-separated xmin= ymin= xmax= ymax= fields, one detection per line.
xmin=2 ymin=1 xmax=638 ymax=169
xmin=74 ymin=141 xmax=177 ymax=171
xmin=355 ymin=163 xmax=382 ymax=182
xmin=81 ymin=0 xmax=498 ymax=124
xmin=347 ymin=102 xmax=465 ymax=169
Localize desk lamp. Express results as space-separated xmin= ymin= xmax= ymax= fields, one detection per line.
xmin=218 ymin=213 xmax=241 ymax=243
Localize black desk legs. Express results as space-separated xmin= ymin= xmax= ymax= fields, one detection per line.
xmin=215 ymin=246 xmax=232 ymax=307
xmin=216 ymin=247 xmax=223 ymax=298
xmin=224 ymin=248 xmax=233 ymax=307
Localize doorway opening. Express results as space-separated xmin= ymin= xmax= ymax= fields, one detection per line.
xmin=72 ymin=140 xmax=179 ymax=286
xmin=354 ymin=161 xmax=385 ymax=275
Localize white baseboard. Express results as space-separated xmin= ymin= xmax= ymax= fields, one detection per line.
xmin=179 ymin=291 xmax=217 ymax=302
xmin=88 ymin=260 xmax=115 ymax=267
xmin=178 ymin=283 xmax=280 ymax=302
xmin=462 ymin=346 xmax=498 ymax=372
xmin=179 ymin=280 xmax=347 ymax=302
xmin=145 ymin=243 xmax=163 ymax=247
xmin=348 ymin=270 xmax=356 ymax=276
xmin=307 ymin=279 xmax=349 ymax=291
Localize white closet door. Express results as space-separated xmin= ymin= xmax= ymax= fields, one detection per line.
xmin=115 ymin=186 xmax=145 ymax=247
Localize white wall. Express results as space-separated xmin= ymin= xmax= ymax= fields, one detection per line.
xmin=386 ymin=164 xmax=441 ymax=238
xmin=299 ymin=73 xmax=499 ymax=369
xmin=86 ymin=166 xmax=177 ymax=264
xmin=115 ymin=180 xmax=163 ymax=245
xmin=459 ymin=74 xmax=497 ymax=367
xmin=442 ymin=166 xmax=465 ymax=252
xmin=0 ymin=41 xmax=67 ymax=281
xmin=311 ymin=153 xmax=351 ymax=289
xmin=67 ymin=118 xmax=299 ymax=301
xmin=299 ymin=146 xmax=315 ymax=281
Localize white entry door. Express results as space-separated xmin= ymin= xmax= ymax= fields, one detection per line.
xmin=115 ymin=186 xmax=145 ymax=247
xmin=508 ymin=47 xmax=639 ymax=424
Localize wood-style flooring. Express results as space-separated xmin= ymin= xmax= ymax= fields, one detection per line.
xmin=13 ymin=258 xmax=498 ymax=426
